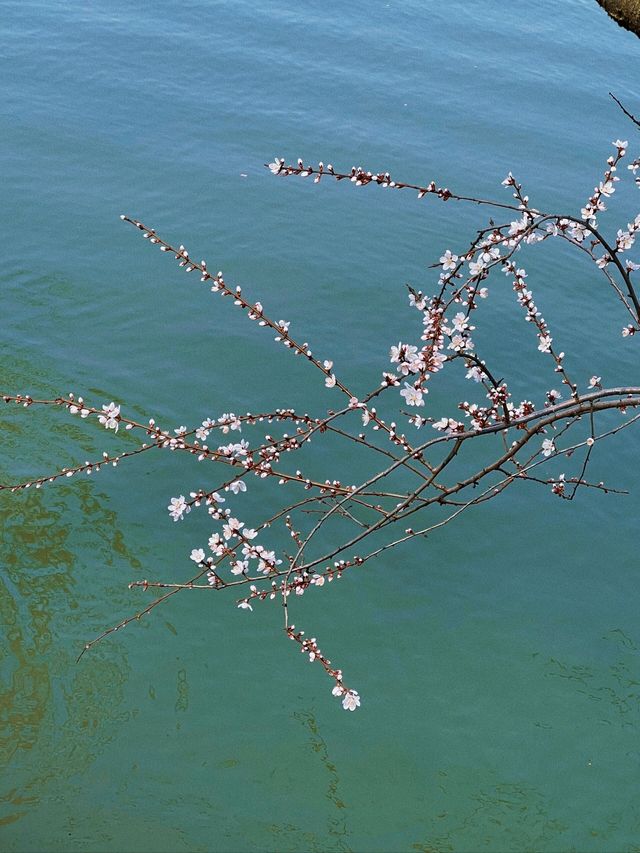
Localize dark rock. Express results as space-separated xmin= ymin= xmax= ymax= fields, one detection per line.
xmin=597 ymin=0 xmax=640 ymax=36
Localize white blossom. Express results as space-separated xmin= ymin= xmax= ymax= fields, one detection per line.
xmin=190 ymin=548 xmax=206 ymax=563
xmin=452 ymin=312 xmax=470 ymax=332
xmin=439 ymin=249 xmax=458 ymax=271
xmin=538 ymin=335 xmax=552 ymax=353
xmin=208 ymin=533 xmax=226 ymax=556
xmin=465 ymin=365 xmax=483 ymax=382
xmin=468 ymin=258 xmax=485 ymax=277
xmin=223 ymin=517 xmax=244 ymax=540
xmin=342 ymin=690 xmax=361 ymax=711
xmin=168 ymin=495 xmax=189 ymax=522
xmin=541 ymin=438 xmax=555 ymax=457
xmin=408 ymin=292 xmax=426 ymax=310
xmin=98 ymin=402 xmax=120 ymax=432
xmin=400 ymin=383 xmax=425 ymax=407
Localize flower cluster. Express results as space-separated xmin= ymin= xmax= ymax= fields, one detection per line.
xmin=2 ymin=112 xmax=640 ymax=712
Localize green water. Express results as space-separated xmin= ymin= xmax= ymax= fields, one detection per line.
xmin=1 ymin=1 xmax=640 ymax=850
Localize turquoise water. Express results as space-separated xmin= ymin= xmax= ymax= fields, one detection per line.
xmin=1 ymin=1 xmax=640 ymax=850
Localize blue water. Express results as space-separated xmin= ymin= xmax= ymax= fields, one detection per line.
xmin=1 ymin=1 xmax=640 ymax=850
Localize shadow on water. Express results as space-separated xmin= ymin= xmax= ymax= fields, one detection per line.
xmin=0 ymin=477 xmax=135 ymax=834
xmin=255 ymin=710 xmax=352 ymax=853
xmin=293 ymin=710 xmax=351 ymax=851
xmin=544 ymin=632 xmax=640 ymax=729
xmin=409 ymin=774 xmax=568 ymax=853
xmin=408 ymin=628 xmax=640 ymax=853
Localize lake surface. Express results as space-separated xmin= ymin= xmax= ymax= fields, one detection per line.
xmin=1 ymin=1 xmax=640 ymax=850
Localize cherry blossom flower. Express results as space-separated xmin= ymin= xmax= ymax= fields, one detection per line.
xmin=408 ymin=291 xmax=426 ymax=310
xmin=588 ymin=376 xmax=601 ymax=389
xmin=433 ymin=417 xmax=464 ymax=434
xmin=452 ymin=312 xmax=471 ymax=332
xmin=538 ymin=335 xmax=552 ymax=353
xmin=98 ymin=402 xmax=120 ymax=432
xmin=190 ymin=548 xmax=206 ymax=563
xmin=439 ymin=249 xmax=458 ymax=271
xmin=599 ymin=180 xmax=616 ymax=198
xmin=465 ymin=365 xmax=483 ymax=382
xmin=208 ymin=533 xmax=226 ymax=556
xmin=541 ymin=438 xmax=555 ymax=457
xmin=258 ymin=549 xmax=281 ymax=573
xmin=218 ymin=413 xmax=242 ymax=434
xmin=229 ymin=480 xmax=247 ymax=495
xmin=223 ymin=518 xmax=244 ymax=540
xmin=570 ymin=222 xmax=587 ymax=242
xmin=616 ymin=229 xmax=635 ymax=252
xmin=390 ymin=342 xmax=417 ymax=363
xmin=468 ymin=258 xmax=485 ymax=277
xmin=342 ymin=690 xmax=361 ymax=711
xmin=400 ymin=383 xmax=425 ymax=407
xmin=168 ymin=495 xmax=189 ymax=522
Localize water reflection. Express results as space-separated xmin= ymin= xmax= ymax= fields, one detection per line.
xmin=411 ymin=774 xmax=567 ymax=852
xmin=0 ymin=481 xmax=135 ymax=834
xmin=544 ymin=629 xmax=640 ymax=727
xmin=292 ymin=710 xmax=351 ymax=853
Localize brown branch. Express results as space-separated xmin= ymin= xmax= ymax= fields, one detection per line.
xmin=610 ymin=92 xmax=640 ymax=129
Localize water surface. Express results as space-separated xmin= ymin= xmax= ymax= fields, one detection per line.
xmin=1 ymin=1 xmax=640 ymax=850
